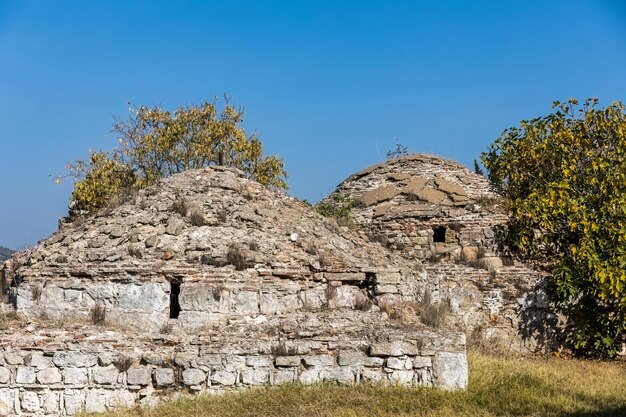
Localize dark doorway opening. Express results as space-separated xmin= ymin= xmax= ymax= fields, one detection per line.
xmin=433 ymin=226 xmax=447 ymax=243
xmin=169 ymin=281 xmax=181 ymax=319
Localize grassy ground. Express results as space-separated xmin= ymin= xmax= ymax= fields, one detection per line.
xmin=85 ymin=352 xmax=626 ymax=417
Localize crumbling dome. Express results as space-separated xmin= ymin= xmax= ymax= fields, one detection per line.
xmin=0 ymin=166 xmax=469 ymax=415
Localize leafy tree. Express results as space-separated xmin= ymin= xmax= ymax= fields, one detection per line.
xmin=61 ymin=99 xmax=287 ymax=215
xmin=481 ymin=98 xmax=626 ymax=356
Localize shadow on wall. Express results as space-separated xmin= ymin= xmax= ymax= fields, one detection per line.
xmin=517 ymin=278 xmax=561 ymax=353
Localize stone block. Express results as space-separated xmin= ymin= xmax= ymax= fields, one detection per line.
xmin=25 ymin=353 xmax=53 ymax=369
xmin=41 ymin=390 xmax=59 ymax=414
xmin=302 ymin=355 xmax=335 ymax=367
xmin=321 ymin=367 xmax=354 ymax=385
xmin=63 ymin=368 xmax=88 ymax=385
xmin=154 ymin=368 xmax=175 ymax=387
xmin=0 ymin=388 xmax=15 ymax=416
xmin=275 ymin=356 xmax=301 ymax=367
xmin=374 ymin=272 xmax=402 ymax=284
xmin=361 ymin=369 xmax=384 ymax=383
xmin=85 ymin=389 xmax=107 ymax=414
xmin=108 ymin=389 xmax=135 ymax=409
xmin=413 ymin=356 xmax=432 ymax=369
xmin=432 ymin=352 xmax=468 ymax=390
xmin=20 ymin=391 xmax=40 ymax=412
xmin=389 ymin=370 xmax=414 ymax=385
xmin=197 ymin=354 xmax=222 ymax=367
xmin=299 ymin=368 xmax=320 ymax=384
xmin=211 ymin=370 xmax=236 ymax=386
xmin=338 ymin=354 xmax=385 ymax=367
xmin=0 ymin=367 xmax=11 ymax=384
xmin=245 ymin=356 xmax=272 ymax=368
xmin=92 ymin=366 xmax=119 ymax=385
xmin=4 ymin=353 xmax=23 ymax=366
xmin=37 ymin=367 xmax=62 ymax=384
xmin=375 ymin=284 xmax=399 ymax=294
xmin=370 ymin=341 xmax=419 ymax=356
xmin=386 ymin=357 xmax=412 ymax=370
xmin=174 ymin=353 xmax=197 ymax=368
xmin=15 ymin=367 xmax=36 ymax=384
xmin=358 ymin=186 xmax=400 ymax=207
xmin=182 ymin=369 xmax=206 ymax=386
xmin=242 ymin=369 xmax=269 ymax=385
xmin=127 ymin=367 xmax=151 ymax=386
xmin=53 ymin=352 xmax=97 ymax=368
xmin=324 ymin=272 xmax=366 ymax=282
xmin=273 ymin=369 xmax=295 ymax=384
xmin=63 ymin=390 xmax=85 ymax=415
xmin=415 ymin=368 xmax=432 ymax=386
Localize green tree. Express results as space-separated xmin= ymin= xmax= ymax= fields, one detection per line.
xmin=61 ymin=99 xmax=287 ymax=215
xmin=481 ymin=98 xmax=626 ymax=356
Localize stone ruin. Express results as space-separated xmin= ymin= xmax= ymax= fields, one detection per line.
xmin=325 ymin=154 xmax=558 ymax=351
xmin=0 ymin=166 xmax=468 ymax=416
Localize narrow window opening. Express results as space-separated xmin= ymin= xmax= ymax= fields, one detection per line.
xmin=169 ymin=282 xmax=181 ymax=319
xmin=433 ymin=226 xmax=447 ymax=243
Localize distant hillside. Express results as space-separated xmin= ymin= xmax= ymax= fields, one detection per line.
xmin=0 ymin=246 xmax=14 ymax=262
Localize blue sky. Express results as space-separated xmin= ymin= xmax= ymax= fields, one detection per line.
xmin=1 ymin=1 xmax=625 ymax=249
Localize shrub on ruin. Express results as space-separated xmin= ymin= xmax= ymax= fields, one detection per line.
xmin=315 ymin=194 xmax=356 ymax=227
xmin=482 ymin=98 xmax=626 ymax=356
xmin=58 ymin=98 xmax=287 ymax=216
xmin=90 ymin=302 xmax=107 ymax=325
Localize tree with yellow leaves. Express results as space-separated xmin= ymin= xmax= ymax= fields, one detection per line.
xmin=63 ymin=99 xmax=287 ymax=216
xmin=482 ymin=98 xmax=626 ymax=356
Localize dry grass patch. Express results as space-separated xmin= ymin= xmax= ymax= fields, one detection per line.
xmin=81 ymin=352 xmax=626 ymax=417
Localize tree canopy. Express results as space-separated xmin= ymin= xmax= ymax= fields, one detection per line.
xmin=62 ymin=99 xmax=287 ymax=215
xmin=481 ymin=98 xmax=626 ymax=356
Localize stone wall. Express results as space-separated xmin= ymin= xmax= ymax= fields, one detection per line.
xmin=0 ymin=325 xmax=467 ymax=416
xmin=326 ymin=154 xmax=559 ymax=352
xmin=13 ymin=265 xmax=419 ymax=333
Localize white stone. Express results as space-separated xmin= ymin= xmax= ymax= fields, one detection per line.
xmin=41 ymin=390 xmax=59 ymax=414
xmin=0 ymin=367 xmax=10 ymax=384
xmin=289 ymin=233 xmax=298 ymax=242
xmin=0 ymin=388 xmax=14 ymax=416
xmin=92 ymin=366 xmax=119 ymax=385
xmin=26 ymin=353 xmax=53 ymax=369
xmin=321 ymin=367 xmax=354 ymax=385
xmin=63 ymin=390 xmax=85 ymax=415
xmin=211 ymin=370 xmax=236 ymax=386
xmin=242 ymin=369 xmax=268 ymax=385
xmin=273 ymin=369 xmax=295 ymax=384
xmin=53 ymin=352 xmax=97 ymax=368
xmin=15 ymin=367 xmax=36 ymax=384
xmin=302 ymin=355 xmax=335 ymax=367
xmin=432 ymin=352 xmax=468 ymax=390
xmin=37 ymin=367 xmax=62 ymax=384
xmin=299 ymin=368 xmax=320 ymax=384
xmin=20 ymin=391 xmax=40 ymax=412
xmin=389 ymin=370 xmax=414 ymax=385
xmin=4 ymin=353 xmax=23 ymax=366
xmin=108 ymin=389 xmax=135 ymax=408
xmin=63 ymin=368 xmax=88 ymax=385
xmin=154 ymin=368 xmax=175 ymax=387
xmin=361 ymin=369 xmax=384 ymax=382
xmin=127 ymin=367 xmax=151 ymax=386
xmin=275 ymin=356 xmax=300 ymax=367
xmin=85 ymin=389 xmax=107 ymax=413
xmin=245 ymin=356 xmax=272 ymax=368
xmin=370 ymin=341 xmax=419 ymax=356
xmin=413 ymin=356 xmax=432 ymax=368
xmin=182 ymin=369 xmax=205 ymax=386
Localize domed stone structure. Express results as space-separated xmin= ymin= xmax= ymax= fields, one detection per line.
xmin=326 ymin=154 xmax=557 ymax=352
xmin=0 ymin=166 xmax=468 ymax=416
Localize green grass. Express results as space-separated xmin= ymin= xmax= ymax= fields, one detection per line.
xmin=85 ymin=352 xmax=626 ymax=417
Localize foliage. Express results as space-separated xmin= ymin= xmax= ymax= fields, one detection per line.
xmin=473 ymin=159 xmax=485 ymax=176
xmin=315 ymin=193 xmax=356 ymax=226
xmin=81 ymin=352 xmax=626 ymax=417
xmin=61 ymin=99 xmax=287 ymax=215
xmin=481 ymin=98 xmax=626 ymax=356
xmin=386 ymin=139 xmax=408 ymax=159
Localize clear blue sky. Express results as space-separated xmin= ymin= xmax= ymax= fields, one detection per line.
xmin=1 ymin=1 xmax=625 ymax=249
